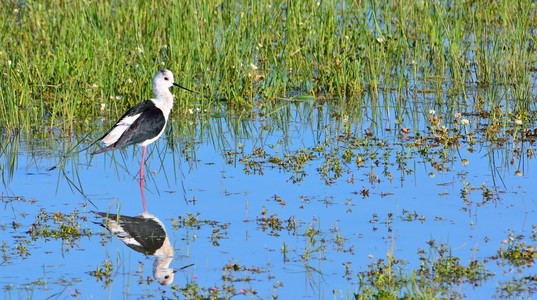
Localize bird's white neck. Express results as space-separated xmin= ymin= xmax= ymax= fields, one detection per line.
xmin=151 ymin=87 xmax=174 ymax=117
xmin=153 ymin=237 xmax=173 ymax=272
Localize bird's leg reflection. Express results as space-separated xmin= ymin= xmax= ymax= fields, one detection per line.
xmin=139 ymin=175 xmax=147 ymax=213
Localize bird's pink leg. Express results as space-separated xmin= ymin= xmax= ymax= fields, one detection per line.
xmin=139 ymin=145 xmax=148 ymax=212
xmin=140 ymin=145 xmax=147 ymax=181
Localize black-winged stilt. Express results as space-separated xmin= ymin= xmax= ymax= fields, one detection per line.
xmin=91 ymin=69 xmax=194 ymax=211
xmin=95 ymin=211 xmax=175 ymax=285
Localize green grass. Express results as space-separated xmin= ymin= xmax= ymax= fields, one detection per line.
xmin=1 ymin=0 xmax=536 ymax=135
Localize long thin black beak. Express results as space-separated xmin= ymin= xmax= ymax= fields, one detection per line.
xmin=178 ymin=263 xmax=195 ymax=271
xmin=173 ymin=82 xmax=197 ymax=94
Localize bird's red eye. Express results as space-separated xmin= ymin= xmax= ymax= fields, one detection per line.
xmin=164 ymin=77 xmax=169 ymax=81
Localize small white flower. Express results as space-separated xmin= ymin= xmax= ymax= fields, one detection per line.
xmin=250 ymin=63 xmax=258 ymax=70
xmin=461 ymin=119 xmax=470 ymax=125
xmin=428 ymin=109 xmax=435 ymax=115
xmin=126 ymin=78 xmax=133 ymax=84
xmin=515 ymin=119 xmax=523 ymax=125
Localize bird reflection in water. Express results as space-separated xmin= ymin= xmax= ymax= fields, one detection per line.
xmin=94 ymin=211 xmax=175 ymax=285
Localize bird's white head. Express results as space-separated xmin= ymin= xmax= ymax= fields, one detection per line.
xmin=155 ymin=267 xmax=175 ymax=285
xmin=152 ymin=69 xmax=176 ymax=92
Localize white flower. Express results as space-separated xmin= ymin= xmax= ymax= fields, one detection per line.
xmin=461 ymin=119 xmax=470 ymax=125
xmin=428 ymin=109 xmax=435 ymax=115
xmin=515 ymin=119 xmax=523 ymax=125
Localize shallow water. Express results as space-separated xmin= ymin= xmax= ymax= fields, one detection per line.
xmin=1 ymin=99 xmax=536 ymax=299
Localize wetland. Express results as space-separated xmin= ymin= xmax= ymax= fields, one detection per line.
xmin=1 ymin=1 xmax=537 ymax=299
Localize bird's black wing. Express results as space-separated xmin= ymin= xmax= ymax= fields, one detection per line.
xmin=96 ymin=212 xmax=167 ymax=255
xmin=94 ymin=100 xmax=154 ymax=143
xmin=119 ymin=216 xmax=167 ymax=255
xmin=110 ymin=104 xmax=166 ymax=149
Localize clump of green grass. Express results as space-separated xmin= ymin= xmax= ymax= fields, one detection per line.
xmin=171 ymin=261 xmax=262 ymax=299
xmin=27 ymin=208 xmax=92 ymax=247
xmin=497 ymin=275 xmax=537 ymax=299
xmin=172 ymin=212 xmax=220 ymax=230
xmin=355 ymin=241 xmax=493 ymax=299
xmin=495 ymin=234 xmax=537 ymax=268
xmin=89 ymin=259 xmax=114 ymax=287
xmin=171 ymin=212 xmax=228 ymax=246
xmin=256 ymin=206 xmax=283 ymax=236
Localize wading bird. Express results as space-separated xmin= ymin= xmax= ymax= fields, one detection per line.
xmin=91 ymin=69 xmax=194 ymax=211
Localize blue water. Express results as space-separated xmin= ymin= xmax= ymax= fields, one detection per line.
xmin=1 ymin=101 xmax=536 ymax=299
